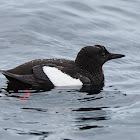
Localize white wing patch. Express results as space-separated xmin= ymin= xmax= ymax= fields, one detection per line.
xmin=42 ymin=66 xmax=83 ymax=86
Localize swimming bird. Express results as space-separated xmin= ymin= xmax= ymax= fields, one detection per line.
xmin=2 ymin=45 xmax=125 ymax=92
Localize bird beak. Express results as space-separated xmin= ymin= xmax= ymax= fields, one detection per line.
xmin=108 ymin=53 xmax=125 ymax=60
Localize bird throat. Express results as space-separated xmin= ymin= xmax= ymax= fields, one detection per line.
xmin=75 ymin=59 xmax=103 ymax=76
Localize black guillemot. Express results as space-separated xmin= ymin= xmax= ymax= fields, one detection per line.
xmin=2 ymin=45 xmax=125 ymax=92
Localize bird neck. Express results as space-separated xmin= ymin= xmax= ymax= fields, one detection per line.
xmin=75 ymin=59 xmax=104 ymax=77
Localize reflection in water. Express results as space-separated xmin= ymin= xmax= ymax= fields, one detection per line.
xmin=78 ymin=96 xmax=103 ymax=102
xmin=4 ymin=80 xmax=104 ymax=95
xmin=73 ymin=107 xmax=108 ymax=111
xmin=21 ymin=107 xmax=48 ymax=112
xmin=79 ymin=125 xmax=103 ymax=130
xmin=73 ymin=107 xmax=109 ymax=131
xmin=3 ymin=88 xmax=33 ymax=103
xmin=77 ymin=116 xmax=107 ymax=121
xmin=4 ymin=128 xmax=52 ymax=139
xmin=18 ymin=131 xmax=51 ymax=136
xmin=19 ymin=89 xmax=31 ymax=99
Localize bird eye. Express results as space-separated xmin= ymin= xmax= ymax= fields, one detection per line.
xmin=101 ymin=52 xmax=106 ymax=57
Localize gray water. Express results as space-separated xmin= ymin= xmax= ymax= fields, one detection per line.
xmin=0 ymin=0 xmax=140 ymax=140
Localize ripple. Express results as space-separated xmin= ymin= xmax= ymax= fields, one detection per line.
xmin=4 ymin=128 xmax=52 ymax=137
xmin=0 ymin=0 xmax=140 ymax=140
xmin=79 ymin=125 xmax=103 ymax=130
xmin=21 ymin=107 xmax=48 ymax=112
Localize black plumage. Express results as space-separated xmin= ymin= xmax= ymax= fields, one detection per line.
xmin=2 ymin=45 xmax=125 ymax=92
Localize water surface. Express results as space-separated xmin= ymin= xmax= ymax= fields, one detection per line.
xmin=0 ymin=0 xmax=140 ymax=140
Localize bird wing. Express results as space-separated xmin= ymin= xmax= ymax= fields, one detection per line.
xmin=35 ymin=64 xmax=91 ymax=85
xmin=2 ymin=71 xmax=37 ymax=86
xmin=2 ymin=63 xmax=91 ymax=90
xmin=32 ymin=65 xmax=54 ymax=89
